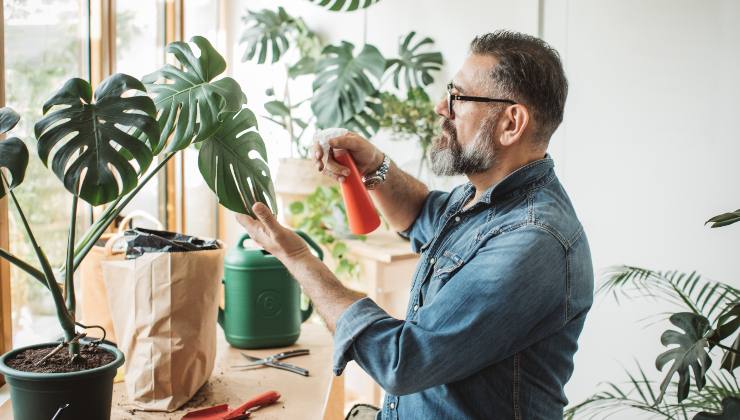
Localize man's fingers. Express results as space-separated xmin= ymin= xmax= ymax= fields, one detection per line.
xmin=324 ymin=153 xmax=350 ymax=177
xmin=252 ymin=202 xmax=279 ymax=230
xmin=328 ymin=133 xmax=363 ymax=150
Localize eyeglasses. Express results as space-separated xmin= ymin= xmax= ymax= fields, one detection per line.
xmin=447 ymin=82 xmax=517 ymax=118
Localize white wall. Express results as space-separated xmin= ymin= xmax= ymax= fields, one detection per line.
xmin=219 ymin=1 xmax=740 ymax=418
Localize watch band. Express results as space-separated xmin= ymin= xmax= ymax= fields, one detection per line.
xmin=362 ymin=155 xmax=391 ymax=190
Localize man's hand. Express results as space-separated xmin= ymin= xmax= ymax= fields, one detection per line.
xmin=314 ymin=131 xmax=384 ymax=182
xmin=236 ymin=202 xmax=313 ymax=263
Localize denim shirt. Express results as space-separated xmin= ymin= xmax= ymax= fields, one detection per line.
xmin=333 ymin=156 xmax=594 ymax=420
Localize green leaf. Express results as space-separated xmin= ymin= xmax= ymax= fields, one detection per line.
xmin=198 ymin=108 xmax=276 ymax=216
xmin=0 ymin=106 xmax=20 ymax=134
xmin=706 ymin=210 xmax=740 ymax=228
xmin=304 ymin=0 xmax=382 ymax=12
xmin=144 ymin=36 xmax=246 ymax=154
xmin=311 ymin=41 xmax=385 ymax=130
xmin=331 ymin=241 xmax=348 ymax=259
xmin=694 ymin=396 xmax=740 ymax=420
xmin=289 ymin=201 xmax=305 ymax=214
xmin=34 ymin=75 xmax=158 ymax=206
xmin=288 ymin=55 xmax=318 ymax=78
xmin=240 ymin=7 xmax=296 ymax=64
xmin=385 ymin=31 xmax=443 ymax=90
xmin=655 ymin=312 xmax=713 ymax=403
xmin=264 ymin=100 xmax=291 ymax=118
xmin=0 ymin=137 xmax=29 ymax=198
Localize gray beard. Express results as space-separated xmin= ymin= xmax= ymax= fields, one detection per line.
xmin=429 ymin=117 xmax=497 ymax=176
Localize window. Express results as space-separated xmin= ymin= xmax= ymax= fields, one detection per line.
xmin=115 ymin=0 xmax=166 ymax=226
xmin=4 ymin=0 xmax=88 ymax=347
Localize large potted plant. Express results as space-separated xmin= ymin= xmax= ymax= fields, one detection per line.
xmin=565 ymin=209 xmax=740 ymax=419
xmin=0 ymin=36 xmax=274 ymax=420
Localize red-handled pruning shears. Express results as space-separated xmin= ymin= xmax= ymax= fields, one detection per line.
xmin=181 ymin=390 xmax=281 ymax=420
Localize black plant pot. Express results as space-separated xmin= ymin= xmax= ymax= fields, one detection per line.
xmin=0 ymin=342 xmax=124 ymax=420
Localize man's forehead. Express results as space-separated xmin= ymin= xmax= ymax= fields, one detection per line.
xmin=452 ymin=54 xmax=499 ymax=94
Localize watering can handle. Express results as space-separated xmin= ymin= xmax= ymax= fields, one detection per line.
xmin=235 ymin=231 xmax=324 ymax=261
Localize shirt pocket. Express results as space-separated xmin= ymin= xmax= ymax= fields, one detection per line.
xmin=426 ymin=250 xmax=464 ymax=299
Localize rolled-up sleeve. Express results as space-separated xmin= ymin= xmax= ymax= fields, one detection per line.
xmin=398 ymin=190 xmax=452 ymax=253
xmin=332 ymin=226 xmax=568 ymax=396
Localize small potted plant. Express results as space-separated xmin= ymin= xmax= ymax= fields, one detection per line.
xmin=0 ymin=36 xmax=274 ymax=420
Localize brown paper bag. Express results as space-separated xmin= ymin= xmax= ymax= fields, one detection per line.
xmin=79 ymin=211 xmax=163 ymax=344
xmin=101 ymin=247 xmax=224 ymax=411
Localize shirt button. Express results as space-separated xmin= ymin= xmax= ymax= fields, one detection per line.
xmin=389 ymin=402 xmax=396 ymax=410
xmin=413 ymin=304 xmax=419 ymax=312
xmin=455 ymin=216 xmax=461 ymax=222
xmin=429 ymin=257 xmax=435 ymax=265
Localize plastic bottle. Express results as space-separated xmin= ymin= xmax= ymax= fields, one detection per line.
xmin=315 ymin=128 xmax=381 ymax=235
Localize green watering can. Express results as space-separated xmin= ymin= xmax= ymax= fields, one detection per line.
xmin=218 ymin=231 xmax=323 ymax=349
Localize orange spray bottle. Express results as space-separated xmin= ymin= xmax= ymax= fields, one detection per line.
xmin=316 ymin=128 xmax=381 ymax=235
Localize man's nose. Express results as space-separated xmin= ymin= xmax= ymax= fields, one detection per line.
xmin=435 ymin=96 xmax=451 ymax=119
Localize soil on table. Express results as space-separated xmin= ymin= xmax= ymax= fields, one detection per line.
xmin=5 ymin=344 xmax=115 ymax=374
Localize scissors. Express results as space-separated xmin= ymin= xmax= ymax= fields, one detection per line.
xmin=232 ymin=349 xmax=310 ymax=376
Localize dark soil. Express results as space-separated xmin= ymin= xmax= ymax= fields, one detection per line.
xmin=5 ymin=344 xmax=115 ymax=374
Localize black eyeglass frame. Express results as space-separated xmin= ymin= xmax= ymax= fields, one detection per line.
xmin=447 ymin=82 xmax=517 ymax=118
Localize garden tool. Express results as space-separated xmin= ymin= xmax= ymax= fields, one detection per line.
xmin=181 ymin=390 xmax=281 ymax=420
xmin=232 ymin=349 xmax=310 ymax=376
xmin=315 ymin=128 xmax=381 ymax=234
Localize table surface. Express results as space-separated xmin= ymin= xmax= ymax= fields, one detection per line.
xmin=0 ymin=322 xmax=337 ymax=420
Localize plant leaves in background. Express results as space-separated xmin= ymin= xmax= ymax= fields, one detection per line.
xmin=198 ymin=108 xmax=276 ymax=216
xmin=0 ymin=107 xmax=27 ymax=197
xmin=240 ymin=7 xmax=296 ymax=64
xmin=385 ymin=31 xmax=443 ymax=90
xmin=304 ymin=0 xmax=382 ymax=12
xmin=341 ymin=94 xmax=384 ymax=138
xmin=144 ymin=36 xmax=246 ymax=154
xmin=0 ymin=106 xmax=20 ymax=134
xmin=0 ymin=137 xmax=29 ymax=198
xmin=694 ymin=396 xmax=740 ymax=420
xmin=311 ymin=41 xmax=385 ymax=130
xmin=706 ymin=210 xmax=740 ymax=228
xmin=656 ymin=312 xmax=713 ymax=403
xmin=34 ymin=75 xmax=158 ymax=206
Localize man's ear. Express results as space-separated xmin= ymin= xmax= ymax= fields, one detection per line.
xmin=499 ymin=104 xmax=530 ymax=147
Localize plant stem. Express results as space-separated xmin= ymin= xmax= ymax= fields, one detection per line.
xmin=65 ymin=188 xmax=79 ymax=317
xmin=0 ymin=247 xmax=47 ymax=288
xmin=2 ymin=173 xmax=76 ymax=352
xmin=72 ymin=152 xmax=176 ymax=271
xmin=716 ymin=342 xmax=740 ymax=355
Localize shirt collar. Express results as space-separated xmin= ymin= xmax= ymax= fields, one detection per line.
xmin=461 ymin=154 xmax=555 ymax=206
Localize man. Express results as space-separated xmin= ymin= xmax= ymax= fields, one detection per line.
xmin=237 ymin=30 xmax=593 ymax=419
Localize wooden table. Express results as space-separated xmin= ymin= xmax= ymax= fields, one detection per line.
xmin=0 ymin=322 xmax=343 ymax=420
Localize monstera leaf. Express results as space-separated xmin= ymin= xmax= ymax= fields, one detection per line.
xmin=311 ymin=41 xmax=385 ymax=130
xmin=198 ymin=108 xmax=276 ymax=216
xmin=34 ymin=75 xmax=158 ymax=206
xmin=240 ymin=7 xmax=297 ymax=64
xmin=655 ymin=312 xmax=713 ymax=403
xmin=144 ymin=36 xmax=246 ymax=154
xmin=385 ymin=31 xmax=443 ymax=90
xmin=342 ymin=95 xmax=384 ymax=138
xmin=305 ymin=0 xmax=382 ymax=11
xmin=706 ymin=210 xmax=740 ymax=228
xmin=0 ymin=107 xmax=28 ymax=199
xmin=708 ymin=302 xmax=740 ymax=371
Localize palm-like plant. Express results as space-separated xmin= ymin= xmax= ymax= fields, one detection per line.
xmin=0 ymin=36 xmax=274 ymax=360
xmin=567 ymin=221 xmax=740 ymax=419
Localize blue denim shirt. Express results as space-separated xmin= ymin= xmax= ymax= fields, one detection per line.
xmin=333 ymin=156 xmax=594 ymax=419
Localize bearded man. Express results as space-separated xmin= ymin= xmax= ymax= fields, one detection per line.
xmin=237 ymin=30 xmax=594 ymax=420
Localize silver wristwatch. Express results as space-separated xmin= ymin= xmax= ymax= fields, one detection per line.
xmin=362 ymin=154 xmax=391 ymax=190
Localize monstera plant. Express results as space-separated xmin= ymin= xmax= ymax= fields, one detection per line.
xmin=565 ymin=215 xmax=740 ymax=419
xmin=240 ymin=5 xmax=444 ymax=152
xmin=304 ymin=0 xmax=382 ymax=12
xmin=0 ymin=35 xmax=271 ymax=360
